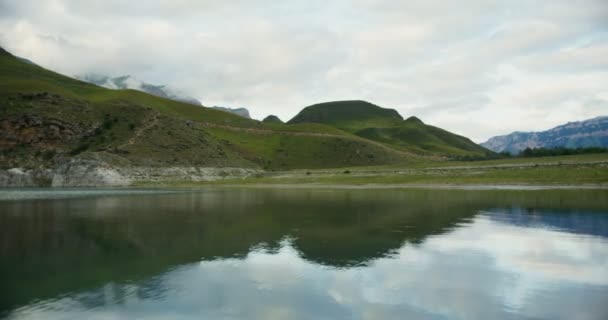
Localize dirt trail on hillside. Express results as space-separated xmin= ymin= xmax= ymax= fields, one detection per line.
xmin=200 ymin=122 xmax=433 ymax=159
xmin=119 ymin=113 xmax=160 ymax=148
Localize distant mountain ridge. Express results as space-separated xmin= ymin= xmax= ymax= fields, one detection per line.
xmin=76 ymin=73 xmax=202 ymax=106
xmin=211 ymin=106 xmax=251 ymax=119
xmin=481 ymin=116 xmax=608 ymax=154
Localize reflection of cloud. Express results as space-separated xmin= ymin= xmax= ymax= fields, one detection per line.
xmin=425 ymin=215 xmax=608 ymax=285
xmin=7 ymin=215 xmax=608 ymax=320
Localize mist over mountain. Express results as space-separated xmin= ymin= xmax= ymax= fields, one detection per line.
xmin=210 ymin=106 xmax=251 ymax=119
xmin=481 ymin=117 xmax=608 ymax=154
xmin=76 ymin=73 xmax=202 ymax=106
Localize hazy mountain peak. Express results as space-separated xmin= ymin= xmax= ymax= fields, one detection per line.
xmin=211 ymin=106 xmax=251 ymax=119
xmin=75 ymin=73 xmax=202 ymax=106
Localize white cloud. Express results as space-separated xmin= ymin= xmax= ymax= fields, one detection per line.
xmin=0 ymin=0 xmax=607 ymax=141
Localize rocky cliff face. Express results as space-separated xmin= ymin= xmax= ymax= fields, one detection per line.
xmin=1 ymin=110 xmax=86 ymax=150
xmin=481 ymin=116 xmax=608 ymax=154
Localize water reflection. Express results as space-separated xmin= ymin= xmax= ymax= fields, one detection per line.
xmin=489 ymin=207 xmax=608 ymax=237
xmin=1 ymin=188 xmax=608 ymax=319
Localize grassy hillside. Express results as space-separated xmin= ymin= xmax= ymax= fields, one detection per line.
xmin=0 ymin=48 xmax=257 ymax=128
xmin=356 ymin=117 xmax=490 ymax=157
xmin=288 ymin=100 xmax=491 ymax=158
xmin=0 ymin=47 xmax=412 ymax=170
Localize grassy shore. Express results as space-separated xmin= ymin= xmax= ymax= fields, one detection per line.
xmin=138 ymin=153 xmax=608 ymax=187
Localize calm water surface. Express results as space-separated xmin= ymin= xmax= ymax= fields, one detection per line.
xmin=1 ymin=187 xmax=607 ymax=319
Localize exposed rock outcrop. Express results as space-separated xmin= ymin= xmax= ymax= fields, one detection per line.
xmin=0 ymin=168 xmax=53 ymax=187
xmin=0 ymin=113 xmax=83 ymax=149
xmin=0 ymin=159 xmax=262 ymax=187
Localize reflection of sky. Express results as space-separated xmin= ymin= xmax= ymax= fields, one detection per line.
xmin=488 ymin=207 xmax=608 ymax=237
xmin=7 ymin=213 xmax=608 ymax=320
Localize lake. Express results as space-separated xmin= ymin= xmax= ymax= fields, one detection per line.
xmin=1 ymin=187 xmax=607 ymax=319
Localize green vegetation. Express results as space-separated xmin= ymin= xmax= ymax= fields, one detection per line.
xmin=205 ymin=126 xmax=408 ymax=170
xmin=356 ymin=116 xmax=491 ymax=157
xmin=519 ymin=147 xmax=608 ymax=157
xmin=288 ymin=100 xmax=492 ymax=158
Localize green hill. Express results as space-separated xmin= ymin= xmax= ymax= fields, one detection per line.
xmin=0 ymin=48 xmax=412 ymax=174
xmin=288 ymin=100 xmax=403 ymax=131
xmin=288 ymin=100 xmax=491 ymax=158
xmin=262 ymin=115 xmax=284 ymax=124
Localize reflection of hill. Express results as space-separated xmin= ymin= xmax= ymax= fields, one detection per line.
xmin=1 ymin=188 xmax=607 ymax=312
xmin=488 ymin=207 xmax=608 ymax=237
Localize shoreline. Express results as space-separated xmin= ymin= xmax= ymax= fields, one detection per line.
xmin=2 ymin=182 xmax=608 ymax=192
xmin=2 ymin=153 xmax=607 ymax=188
xmin=205 ymin=183 xmax=608 ymax=190
xmin=130 ymin=180 xmax=608 ymax=190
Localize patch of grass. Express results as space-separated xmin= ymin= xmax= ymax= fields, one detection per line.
xmin=355 ymin=118 xmax=490 ymax=158
xmin=205 ymin=126 xmax=408 ymax=170
xmin=332 ymin=153 xmax=608 ymax=171
xmin=224 ymin=164 xmax=607 ymax=186
xmin=155 ymin=154 xmax=608 ymax=187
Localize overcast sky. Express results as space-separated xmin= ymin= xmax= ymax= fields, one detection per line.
xmin=1 ymin=0 xmax=607 ymax=142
